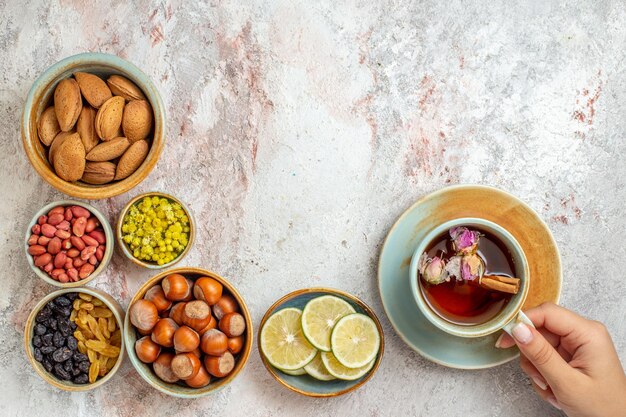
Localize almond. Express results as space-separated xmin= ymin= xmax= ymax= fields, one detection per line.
xmin=86 ymin=137 xmax=130 ymax=161
xmin=95 ymin=96 xmax=125 ymax=140
xmin=115 ymin=139 xmax=149 ymax=180
xmin=74 ymin=72 xmax=112 ymax=109
xmin=76 ymin=105 xmax=99 ymax=153
xmin=37 ymin=106 xmax=61 ymax=146
xmin=48 ymin=131 xmax=74 ymax=165
xmin=106 ymin=75 xmax=146 ymax=101
xmin=81 ymin=161 xmax=116 ymax=184
xmin=53 ymin=132 xmax=85 ymax=181
xmin=54 ymin=78 xmax=82 ymax=132
xmin=122 ymin=100 xmax=153 ymax=142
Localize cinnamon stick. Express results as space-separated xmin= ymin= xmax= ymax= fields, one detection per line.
xmin=479 ymin=275 xmax=520 ymax=295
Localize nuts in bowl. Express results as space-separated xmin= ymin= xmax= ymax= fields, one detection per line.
xmin=124 ymin=268 xmax=252 ymax=398
xmin=24 ymin=287 xmax=125 ymax=391
xmin=25 ymin=201 xmax=114 ymax=287
xmin=22 ymin=52 xmax=165 ymax=199
xmin=117 ymin=192 xmax=194 ymax=269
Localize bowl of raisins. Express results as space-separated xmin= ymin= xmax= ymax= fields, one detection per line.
xmin=24 ymin=287 xmax=125 ymax=391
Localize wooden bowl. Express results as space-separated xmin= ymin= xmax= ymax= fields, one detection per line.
xmin=123 ymin=267 xmax=253 ymax=398
xmin=258 ymin=287 xmax=385 ymax=397
xmin=21 ymin=52 xmax=165 ymax=199
xmin=24 ymin=287 xmax=125 ymax=391
xmin=116 ymin=192 xmax=195 ymax=269
xmin=25 ymin=200 xmax=114 ymax=288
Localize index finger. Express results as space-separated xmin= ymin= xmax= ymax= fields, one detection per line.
xmin=523 ymin=302 xmax=588 ymax=337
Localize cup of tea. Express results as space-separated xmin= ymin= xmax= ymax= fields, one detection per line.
xmin=409 ymin=217 xmax=532 ymax=338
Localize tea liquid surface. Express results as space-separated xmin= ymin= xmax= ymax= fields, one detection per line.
xmin=419 ymin=229 xmax=515 ymax=325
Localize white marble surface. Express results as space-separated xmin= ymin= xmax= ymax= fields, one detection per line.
xmin=1 ymin=1 xmax=625 ymax=416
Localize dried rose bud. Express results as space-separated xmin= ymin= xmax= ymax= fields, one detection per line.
xmin=450 ymin=227 xmax=480 ymax=254
xmin=418 ymin=253 xmax=448 ymax=284
xmin=444 ymin=255 xmax=462 ymax=280
xmin=460 ymin=253 xmax=484 ymax=281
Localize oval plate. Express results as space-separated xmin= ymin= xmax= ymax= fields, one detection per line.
xmin=258 ymin=288 xmax=384 ymax=397
xmin=378 ymin=184 xmax=561 ymax=369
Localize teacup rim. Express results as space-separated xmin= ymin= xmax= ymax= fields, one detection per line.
xmin=409 ymin=217 xmax=530 ymax=338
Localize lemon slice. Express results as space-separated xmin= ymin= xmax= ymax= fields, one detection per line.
xmin=303 ymin=352 xmax=336 ymax=381
xmin=301 ymin=295 xmax=356 ymax=351
xmin=260 ymin=308 xmax=317 ymax=370
xmin=281 ymin=367 xmax=307 ymax=376
xmin=330 ymin=313 xmax=380 ymax=368
xmin=320 ymin=351 xmax=375 ymax=381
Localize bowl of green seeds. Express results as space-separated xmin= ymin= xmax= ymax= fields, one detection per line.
xmin=116 ymin=192 xmax=194 ymax=269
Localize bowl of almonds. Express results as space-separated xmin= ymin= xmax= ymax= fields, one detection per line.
xmin=24 ymin=287 xmax=125 ymax=391
xmin=21 ymin=52 xmax=165 ymax=199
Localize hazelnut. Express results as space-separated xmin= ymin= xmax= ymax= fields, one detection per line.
xmin=151 ymin=318 xmax=179 ymax=347
xmin=153 ymin=352 xmax=179 ymax=383
xmin=219 ymin=312 xmax=246 ymax=337
xmin=193 ymin=277 xmax=223 ymax=305
xmin=204 ymin=351 xmax=235 ymax=378
xmin=212 ymin=294 xmax=238 ymax=320
xmin=135 ymin=336 xmax=161 ymax=363
xmin=130 ymin=299 xmax=159 ymax=332
xmin=171 ymin=352 xmax=201 ymax=380
xmin=200 ymin=329 xmax=228 ymax=356
xmin=161 ymin=273 xmax=191 ymax=301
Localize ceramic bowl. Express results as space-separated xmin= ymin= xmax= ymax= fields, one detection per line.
xmin=410 ymin=217 xmax=530 ymax=338
xmin=21 ymin=52 xmax=166 ymax=199
xmin=24 ymin=287 xmax=125 ymax=391
xmin=116 ymin=192 xmax=195 ymax=269
xmin=123 ymin=267 xmax=253 ymax=398
xmin=25 ymin=200 xmax=114 ymax=288
xmin=258 ymin=288 xmax=384 ymax=397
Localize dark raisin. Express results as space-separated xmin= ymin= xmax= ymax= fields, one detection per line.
xmin=33 ymin=348 xmax=43 ymax=362
xmin=48 ymin=318 xmax=58 ymax=331
xmin=54 ymin=296 xmax=71 ymax=307
xmin=73 ymin=352 xmax=88 ymax=363
xmin=42 ymin=333 xmax=53 ymax=346
xmin=73 ymin=374 xmax=88 ymax=384
xmin=66 ymin=335 xmax=78 ymax=351
xmin=58 ymin=319 xmax=70 ymax=336
xmin=72 ymin=366 xmax=81 ymax=376
xmin=42 ymin=358 xmax=54 ymax=373
xmin=52 ymin=347 xmax=72 ymax=363
xmin=32 ymin=335 xmax=42 ymax=347
xmin=64 ymin=359 xmax=73 ymax=372
xmin=53 ymin=331 xmax=65 ymax=347
xmin=53 ymin=305 xmax=71 ymax=317
xmin=34 ymin=324 xmax=47 ymax=335
xmin=36 ymin=307 xmax=52 ymax=322
xmin=69 ymin=321 xmax=77 ymax=331
xmin=54 ymin=363 xmax=71 ymax=380
xmin=40 ymin=345 xmax=56 ymax=354
xmin=78 ymin=361 xmax=90 ymax=373
xmin=66 ymin=293 xmax=78 ymax=301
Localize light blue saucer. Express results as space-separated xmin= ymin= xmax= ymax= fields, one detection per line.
xmin=377 ymin=185 xmax=562 ymax=369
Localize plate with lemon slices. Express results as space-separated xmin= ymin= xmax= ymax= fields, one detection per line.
xmin=258 ymin=288 xmax=384 ymax=397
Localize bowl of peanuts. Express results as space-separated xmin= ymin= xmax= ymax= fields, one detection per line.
xmin=25 ymin=200 xmax=114 ymax=287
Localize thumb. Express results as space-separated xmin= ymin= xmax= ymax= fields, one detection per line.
xmin=511 ymin=322 xmax=575 ymax=387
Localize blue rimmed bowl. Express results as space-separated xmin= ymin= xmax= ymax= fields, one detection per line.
xmin=258 ymin=288 xmax=384 ymax=397
xmin=21 ymin=52 xmax=165 ymax=199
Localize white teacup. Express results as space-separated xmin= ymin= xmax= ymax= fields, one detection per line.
xmin=409 ymin=218 xmax=533 ymax=338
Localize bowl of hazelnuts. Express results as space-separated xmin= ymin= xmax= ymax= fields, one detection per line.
xmin=124 ymin=267 xmax=252 ymax=398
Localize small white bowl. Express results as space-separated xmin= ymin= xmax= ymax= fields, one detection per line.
xmin=25 ymin=200 xmax=114 ymax=287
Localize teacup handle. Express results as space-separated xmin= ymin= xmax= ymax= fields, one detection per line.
xmin=502 ymin=310 xmax=535 ymax=336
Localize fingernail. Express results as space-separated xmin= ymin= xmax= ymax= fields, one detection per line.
xmin=546 ymin=395 xmax=561 ymax=410
xmin=532 ymin=376 xmax=547 ymax=390
xmin=495 ymin=333 xmax=505 ymax=348
xmin=512 ymin=322 xmax=533 ymax=344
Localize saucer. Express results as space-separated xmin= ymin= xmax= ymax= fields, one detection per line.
xmin=257 ymin=288 xmax=384 ymax=397
xmin=377 ymin=185 xmax=562 ymax=369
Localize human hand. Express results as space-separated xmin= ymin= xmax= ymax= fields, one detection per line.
xmin=495 ymin=302 xmax=626 ymax=417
